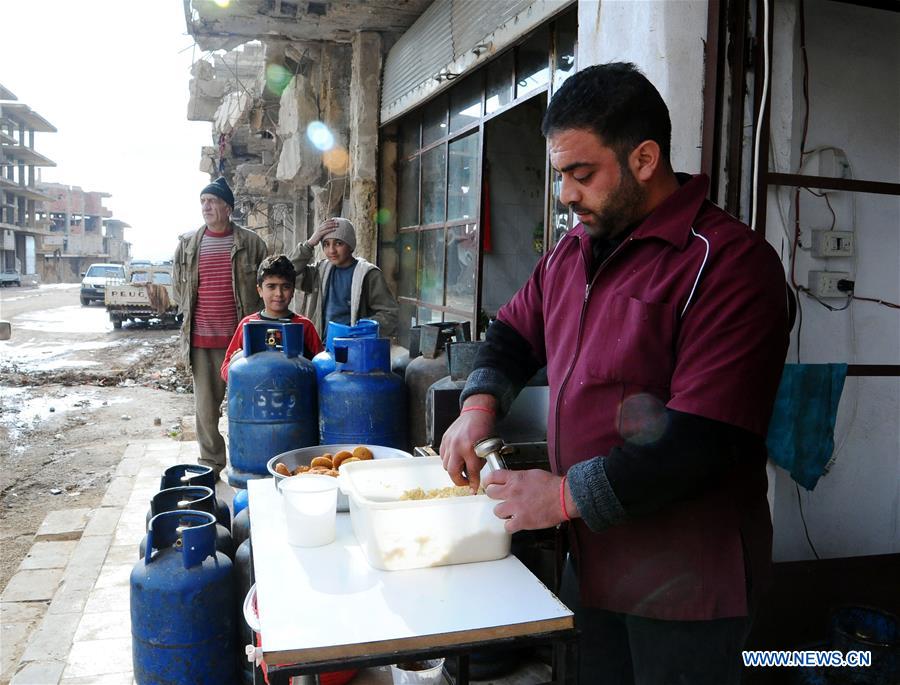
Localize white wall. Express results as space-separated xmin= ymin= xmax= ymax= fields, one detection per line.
xmin=765 ymin=1 xmax=900 ymax=561
xmin=577 ymin=0 xmax=708 ymax=172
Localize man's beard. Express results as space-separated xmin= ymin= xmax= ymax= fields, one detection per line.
xmin=577 ymin=168 xmax=646 ymax=240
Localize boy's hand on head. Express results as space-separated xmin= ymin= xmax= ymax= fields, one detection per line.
xmin=309 ymin=219 xmax=338 ymax=246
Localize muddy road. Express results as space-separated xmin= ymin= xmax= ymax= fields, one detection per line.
xmin=0 ymin=284 xmax=195 ymax=589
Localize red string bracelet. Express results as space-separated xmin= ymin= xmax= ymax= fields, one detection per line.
xmin=460 ymin=405 xmax=496 ymax=416
xmin=560 ymin=474 xmax=571 ymax=521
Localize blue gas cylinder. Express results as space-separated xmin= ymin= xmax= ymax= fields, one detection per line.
xmin=312 ymin=318 xmax=379 ymax=384
xmin=319 ymin=337 xmax=407 ymax=448
xmin=131 ymin=510 xmax=236 ymax=685
xmin=141 ymin=487 xmax=234 ymax=560
xmin=232 ymin=488 xmax=249 ymax=517
xmin=160 ymin=464 xmax=230 ymax=531
xmin=227 ymin=321 xmax=317 ymax=489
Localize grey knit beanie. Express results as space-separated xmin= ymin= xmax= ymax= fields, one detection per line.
xmin=329 ymin=218 xmax=356 ymax=252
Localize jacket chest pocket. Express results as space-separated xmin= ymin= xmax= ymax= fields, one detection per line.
xmin=584 ymin=294 xmax=676 ymax=390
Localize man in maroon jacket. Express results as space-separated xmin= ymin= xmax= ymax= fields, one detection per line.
xmin=440 ymin=63 xmax=790 ymax=684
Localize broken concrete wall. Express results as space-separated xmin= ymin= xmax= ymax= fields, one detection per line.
xmin=349 ymin=31 xmax=383 ymax=263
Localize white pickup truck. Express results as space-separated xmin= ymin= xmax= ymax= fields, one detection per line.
xmin=105 ymin=264 xmax=179 ymax=329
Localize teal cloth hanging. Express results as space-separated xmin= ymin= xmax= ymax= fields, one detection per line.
xmin=765 ymin=363 xmax=848 ymax=490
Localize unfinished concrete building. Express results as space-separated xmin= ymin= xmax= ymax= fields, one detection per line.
xmin=0 ymin=83 xmax=57 ymax=285
xmin=35 ymin=183 xmax=132 ymax=282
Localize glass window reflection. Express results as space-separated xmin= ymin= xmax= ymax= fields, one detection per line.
xmin=553 ymin=12 xmax=577 ymax=93
xmin=418 ymin=228 xmax=446 ymax=306
xmin=447 ymin=134 xmax=479 ymax=221
xmin=445 ymin=223 xmax=477 ymax=314
xmin=422 ymin=94 xmax=448 ymax=146
xmin=486 ymin=51 xmax=514 ymax=115
xmin=398 ymin=157 xmax=419 ymax=228
xmin=421 ymin=145 xmax=447 ymax=225
xmin=516 ymin=26 xmax=550 ymax=97
xmin=450 ymin=75 xmax=482 ymax=133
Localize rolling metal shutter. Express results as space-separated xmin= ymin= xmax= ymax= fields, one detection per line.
xmin=381 ymin=0 xmax=572 ymax=123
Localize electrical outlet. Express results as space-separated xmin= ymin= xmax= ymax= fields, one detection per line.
xmin=808 ymin=270 xmax=851 ymax=299
xmin=812 ymin=230 xmax=854 ymax=258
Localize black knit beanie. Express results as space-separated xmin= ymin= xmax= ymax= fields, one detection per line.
xmin=201 ymin=176 xmax=234 ymax=209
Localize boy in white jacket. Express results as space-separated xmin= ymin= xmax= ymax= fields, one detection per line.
xmin=290 ymin=217 xmax=398 ymax=339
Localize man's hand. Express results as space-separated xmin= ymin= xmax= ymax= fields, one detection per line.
xmin=307 ymin=219 xmax=339 ymax=247
xmin=483 ymin=469 xmax=573 ymax=533
xmin=439 ymin=394 xmax=496 ymax=492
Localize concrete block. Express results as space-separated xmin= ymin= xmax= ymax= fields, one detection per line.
xmin=10 ymin=660 xmax=66 ymax=684
xmin=18 ymin=540 xmax=77 ymax=570
xmin=1 ymin=622 xmax=33 ymax=683
xmin=20 ymin=611 xmax=80 ymax=661
xmin=73 ymin=610 xmax=131 ymax=641
xmin=59 ymin=672 xmax=134 ymax=684
xmin=0 ymin=320 xmax=10 ymax=341
xmin=114 ymin=458 xmax=142 ymax=477
xmin=121 ymin=443 xmax=147 ymax=460
xmin=35 ymin=509 xmax=91 ymax=542
xmin=93 ymin=563 xmax=132 ymax=590
xmin=47 ymin=587 xmax=89 ymax=615
xmin=179 ymin=414 xmax=197 ymax=441
xmin=83 ymin=586 xmax=129 ymax=614
xmin=62 ymin=637 xmax=132 ymax=679
xmin=100 ymin=478 xmax=133 ymax=508
xmin=0 ymin=602 xmax=45 ymax=625
xmin=1 ymin=569 xmax=63 ymax=602
xmin=83 ymin=508 xmax=122 ymax=537
xmin=103 ymin=545 xmax=136 ymax=567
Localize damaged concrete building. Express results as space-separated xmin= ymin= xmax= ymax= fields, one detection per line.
xmin=0 ymin=84 xmax=57 ymax=285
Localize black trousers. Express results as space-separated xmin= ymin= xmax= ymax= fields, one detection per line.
xmin=559 ymin=561 xmax=751 ymax=685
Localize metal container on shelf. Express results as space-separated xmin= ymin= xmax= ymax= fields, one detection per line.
xmin=425 ymin=340 xmax=482 ymax=446
xmin=141 ymin=486 xmax=234 ymax=560
xmin=159 ymin=464 xmax=230 ymax=531
xmin=319 ymin=338 xmax=407 ymax=449
xmin=226 ymin=321 xmax=317 ymax=489
xmin=404 ymin=322 xmax=470 ymax=449
xmin=312 ymin=319 xmax=379 ymax=384
xmin=131 ymin=510 xmax=236 ymax=685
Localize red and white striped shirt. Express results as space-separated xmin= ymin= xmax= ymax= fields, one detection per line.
xmin=192 ymin=229 xmax=237 ymax=348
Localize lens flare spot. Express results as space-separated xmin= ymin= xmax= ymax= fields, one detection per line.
xmin=213 ymin=0 xmax=230 ymax=7
xmin=265 ymin=64 xmax=292 ymax=96
xmin=322 ymin=146 xmax=349 ymax=174
xmin=375 ymin=208 xmax=392 ymax=224
xmin=617 ymin=393 xmax=667 ymax=445
xmin=306 ymin=121 xmax=335 ymax=151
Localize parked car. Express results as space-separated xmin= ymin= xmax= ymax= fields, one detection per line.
xmin=80 ymin=263 xmax=125 ymax=306
xmin=0 ymin=268 xmax=21 ymax=287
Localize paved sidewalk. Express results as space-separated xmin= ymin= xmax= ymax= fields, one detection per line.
xmin=1 ymin=438 xmax=219 ymax=685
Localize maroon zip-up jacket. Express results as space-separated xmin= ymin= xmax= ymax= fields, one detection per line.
xmin=496 ymin=174 xmax=789 ymax=620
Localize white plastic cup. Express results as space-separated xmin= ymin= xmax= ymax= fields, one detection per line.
xmin=280 ymin=475 xmax=339 ymax=547
xmin=389 ymin=659 xmax=445 ymax=684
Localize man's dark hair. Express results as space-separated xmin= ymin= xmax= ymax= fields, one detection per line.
xmin=542 ymin=62 xmax=672 ymax=165
xmin=257 ymin=254 xmax=296 ymax=286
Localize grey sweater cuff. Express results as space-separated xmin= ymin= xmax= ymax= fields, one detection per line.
xmin=567 ymin=457 xmax=627 ymax=532
xmin=459 ymin=367 xmax=518 ymax=418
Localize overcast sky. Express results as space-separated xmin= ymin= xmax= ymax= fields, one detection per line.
xmin=3 ymin=0 xmax=212 ymax=261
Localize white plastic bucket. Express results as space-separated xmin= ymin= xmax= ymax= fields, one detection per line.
xmin=280 ymin=475 xmax=339 ymax=547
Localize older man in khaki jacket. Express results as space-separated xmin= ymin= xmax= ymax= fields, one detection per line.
xmin=173 ymin=177 xmax=267 ymax=477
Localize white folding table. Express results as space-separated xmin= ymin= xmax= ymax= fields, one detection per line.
xmin=247 ymin=478 xmax=576 ymax=685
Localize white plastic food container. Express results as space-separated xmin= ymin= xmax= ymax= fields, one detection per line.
xmin=338 ymin=456 xmax=511 ymax=571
